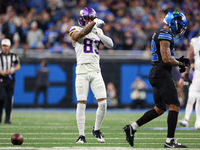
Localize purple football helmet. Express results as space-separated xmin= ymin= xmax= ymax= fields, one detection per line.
xmin=78 ymin=7 xmax=97 ymax=26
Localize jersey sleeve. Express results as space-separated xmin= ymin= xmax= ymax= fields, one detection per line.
xmin=69 ymin=26 xmax=82 ymax=36
xmin=190 ymin=37 xmax=196 ymax=47
xmin=14 ymin=54 xmax=20 ymax=64
xmin=157 ymin=30 xmax=173 ymax=42
xmin=190 ymin=37 xmax=199 ymax=54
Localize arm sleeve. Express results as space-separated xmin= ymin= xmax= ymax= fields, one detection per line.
xmin=98 ymin=34 xmax=113 ymax=48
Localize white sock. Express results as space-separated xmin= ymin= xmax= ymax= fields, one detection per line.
xmin=76 ymin=103 xmax=86 ymax=136
xmin=94 ymin=100 xmax=107 ymax=131
xmin=166 ymin=138 xmax=174 ymax=143
xmin=195 ymin=98 xmax=200 ymax=123
xmin=185 ymin=93 xmax=196 ymax=121
xmin=131 ymin=122 xmax=139 ymax=130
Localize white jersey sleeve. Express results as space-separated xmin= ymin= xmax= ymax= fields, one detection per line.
xmin=189 ymin=36 xmax=200 ymax=91
xmin=69 ymin=26 xmax=82 ymax=37
xmin=190 ymin=36 xmax=200 ymax=72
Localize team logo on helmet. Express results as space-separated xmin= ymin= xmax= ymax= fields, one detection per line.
xmin=80 ymin=10 xmax=84 ymax=16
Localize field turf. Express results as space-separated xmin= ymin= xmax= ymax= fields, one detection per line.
xmin=0 ymin=109 xmax=199 ymax=150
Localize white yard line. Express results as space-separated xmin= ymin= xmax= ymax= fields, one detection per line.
xmin=0 ymin=137 xmax=200 ymax=140
xmin=0 ymin=143 xmax=200 ymax=145
xmin=2 ymin=147 xmax=195 ymax=150
xmin=0 ymin=132 xmax=199 ymax=135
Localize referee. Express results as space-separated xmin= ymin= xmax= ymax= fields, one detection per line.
xmin=0 ymin=39 xmax=20 ymax=124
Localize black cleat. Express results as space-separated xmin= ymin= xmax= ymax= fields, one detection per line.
xmin=123 ymin=125 xmax=136 ymax=147
xmin=92 ymin=127 xmax=105 ymax=143
xmin=164 ymin=139 xmax=188 ymax=148
xmin=76 ymin=135 xmax=86 ymax=144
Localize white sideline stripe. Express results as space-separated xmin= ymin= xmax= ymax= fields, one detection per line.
xmin=0 ymin=147 xmax=175 ymax=150
xmin=0 ymin=133 xmax=199 ymax=135
xmin=1 ymin=138 xmax=200 ymax=140
xmin=0 ymin=143 xmax=199 ymax=145
xmin=2 ymin=148 xmax=197 ymax=150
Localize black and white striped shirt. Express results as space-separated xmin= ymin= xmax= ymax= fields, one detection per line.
xmin=0 ymin=51 xmax=20 ymax=79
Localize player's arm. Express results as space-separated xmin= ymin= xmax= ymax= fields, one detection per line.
xmin=160 ymin=40 xmax=180 ymax=66
xmin=92 ymin=27 xmax=113 ymax=48
xmin=70 ymin=22 xmax=96 ymax=41
xmin=98 ymin=34 xmax=113 ymax=48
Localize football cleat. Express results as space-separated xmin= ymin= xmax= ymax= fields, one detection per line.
xmin=92 ymin=127 xmax=105 ymax=143
xmin=76 ymin=135 xmax=86 ymax=144
xmin=195 ymin=125 xmax=200 ymax=130
xmin=195 ymin=122 xmax=200 ymax=130
xmin=123 ymin=125 xmax=136 ymax=147
xmin=4 ymin=120 xmax=12 ymax=124
xmin=178 ymin=119 xmax=189 ymax=127
xmin=164 ymin=139 xmax=188 ymax=148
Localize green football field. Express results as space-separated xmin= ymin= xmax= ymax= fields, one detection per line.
xmin=0 ymin=109 xmax=199 ymax=150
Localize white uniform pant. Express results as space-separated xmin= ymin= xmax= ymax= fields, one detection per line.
xmin=187 ymin=90 xmax=200 ymax=124
xmin=75 ymin=71 xmax=106 ymax=101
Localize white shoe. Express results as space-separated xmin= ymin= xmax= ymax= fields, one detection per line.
xmin=195 ymin=125 xmax=200 ymax=130
xmin=195 ymin=121 xmax=200 ymax=130
xmin=178 ymin=119 xmax=189 ymax=127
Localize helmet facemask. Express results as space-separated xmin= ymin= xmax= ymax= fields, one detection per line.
xmin=171 ymin=16 xmax=187 ymax=38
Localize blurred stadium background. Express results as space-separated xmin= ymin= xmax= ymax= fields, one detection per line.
xmin=0 ymin=0 xmax=199 ymax=109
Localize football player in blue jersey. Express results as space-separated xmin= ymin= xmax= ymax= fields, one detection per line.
xmin=123 ymin=9 xmax=190 ymax=148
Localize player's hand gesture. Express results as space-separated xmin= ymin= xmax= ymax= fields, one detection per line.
xmin=93 ymin=18 xmax=105 ymax=26
xmin=176 ymin=56 xmax=191 ymax=67
xmin=92 ymin=25 xmax=103 ymax=35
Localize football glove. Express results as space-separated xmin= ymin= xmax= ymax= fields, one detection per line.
xmin=176 ymin=56 xmax=190 ymax=67
xmin=92 ymin=25 xmax=103 ymax=35
xmin=179 ymin=62 xmax=186 ymax=73
xmin=93 ymin=18 xmax=105 ymax=26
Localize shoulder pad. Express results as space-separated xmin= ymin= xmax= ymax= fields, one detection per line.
xmin=158 ymin=29 xmax=172 ymax=41
xmin=160 ymin=29 xmax=170 ymax=34
xmin=69 ymin=26 xmax=82 ymax=36
xmin=190 ymin=37 xmax=200 ymax=46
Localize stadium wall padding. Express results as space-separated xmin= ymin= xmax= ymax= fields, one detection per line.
xmin=13 ymin=58 xmax=153 ymax=108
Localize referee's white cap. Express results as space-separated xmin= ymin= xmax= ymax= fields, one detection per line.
xmin=1 ymin=38 xmax=11 ymax=46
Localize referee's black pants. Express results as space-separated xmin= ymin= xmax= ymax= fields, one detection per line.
xmin=0 ymin=79 xmax=15 ymax=122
